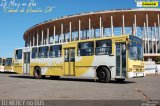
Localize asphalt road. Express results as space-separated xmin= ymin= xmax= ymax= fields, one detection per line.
xmin=0 ymin=73 xmax=159 ymax=100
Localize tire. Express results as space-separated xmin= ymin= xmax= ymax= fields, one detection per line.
xmin=97 ymin=67 xmax=111 ymax=83
xmin=50 ymin=76 xmax=60 ymax=80
xmin=115 ymin=79 xmax=125 ymax=82
xmin=33 ymin=67 xmax=42 ymax=79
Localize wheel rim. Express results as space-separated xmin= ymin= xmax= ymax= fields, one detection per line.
xmin=99 ymin=70 xmax=106 ymax=79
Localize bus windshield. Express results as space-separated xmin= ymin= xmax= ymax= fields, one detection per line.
xmin=5 ymin=59 xmax=12 ymax=66
xmin=129 ymin=42 xmax=143 ymax=60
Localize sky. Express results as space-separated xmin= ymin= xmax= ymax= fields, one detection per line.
xmin=0 ymin=0 xmax=157 ymax=57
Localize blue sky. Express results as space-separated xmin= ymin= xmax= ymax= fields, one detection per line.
xmin=0 ymin=0 xmax=153 ymax=57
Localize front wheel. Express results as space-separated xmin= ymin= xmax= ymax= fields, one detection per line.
xmin=97 ymin=67 xmax=111 ymax=83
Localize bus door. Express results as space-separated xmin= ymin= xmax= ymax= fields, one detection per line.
xmin=64 ymin=48 xmax=75 ymax=76
xmin=23 ymin=52 xmax=30 ymax=74
xmin=115 ymin=43 xmax=126 ymax=78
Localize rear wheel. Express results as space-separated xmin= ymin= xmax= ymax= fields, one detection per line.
xmin=33 ymin=67 xmax=42 ymax=79
xmin=97 ymin=67 xmax=111 ymax=83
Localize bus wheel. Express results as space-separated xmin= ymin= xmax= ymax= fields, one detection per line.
xmin=97 ymin=67 xmax=110 ymax=83
xmin=34 ymin=67 xmax=42 ymax=79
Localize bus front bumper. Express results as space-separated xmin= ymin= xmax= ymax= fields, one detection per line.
xmin=127 ymin=71 xmax=145 ymax=78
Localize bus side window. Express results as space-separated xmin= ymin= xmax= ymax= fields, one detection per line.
xmin=78 ymin=42 xmax=94 ymax=56
xmin=49 ymin=45 xmax=62 ymax=58
xmin=32 ymin=47 xmax=37 ymax=59
xmin=38 ymin=46 xmax=49 ymax=58
xmin=95 ymin=40 xmax=112 ymax=55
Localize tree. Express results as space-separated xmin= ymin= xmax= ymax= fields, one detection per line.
xmin=155 ymin=57 xmax=160 ymax=64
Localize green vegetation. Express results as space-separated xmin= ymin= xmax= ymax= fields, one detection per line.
xmin=155 ymin=57 xmax=160 ymax=64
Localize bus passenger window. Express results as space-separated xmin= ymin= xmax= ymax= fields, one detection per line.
xmin=32 ymin=48 xmax=37 ymax=59
xmin=95 ymin=40 xmax=112 ymax=55
xmin=38 ymin=46 xmax=49 ymax=58
xmin=78 ymin=42 xmax=94 ymax=56
xmin=15 ymin=49 xmax=22 ymax=60
xmin=49 ymin=45 xmax=62 ymax=58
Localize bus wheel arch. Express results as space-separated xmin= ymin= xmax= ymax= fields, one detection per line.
xmin=96 ymin=65 xmax=111 ymax=83
xmin=33 ymin=66 xmax=45 ymax=79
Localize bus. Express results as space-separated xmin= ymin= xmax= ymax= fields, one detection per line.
xmin=0 ymin=58 xmax=14 ymax=72
xmin=13 ymin=35 xmax=144 ymax=83
xmin=4 ymin=58 xmax=14 ymax=72
xmin=0 ymin=58 xmax=5 ymax=72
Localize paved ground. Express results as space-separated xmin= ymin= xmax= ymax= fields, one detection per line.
xmin=0 ymin=73 xmax=159 ymax=100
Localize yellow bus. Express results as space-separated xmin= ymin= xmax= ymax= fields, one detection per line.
xmin=0 ymin=58 xmax=14 ymax=72
xmin=14 ymin=35 xmax=144 ymax=82
xmin=0 ymin=58 xmax=5 ymax=72
xmin=4 ymin=58 xmax=14 ymax=72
